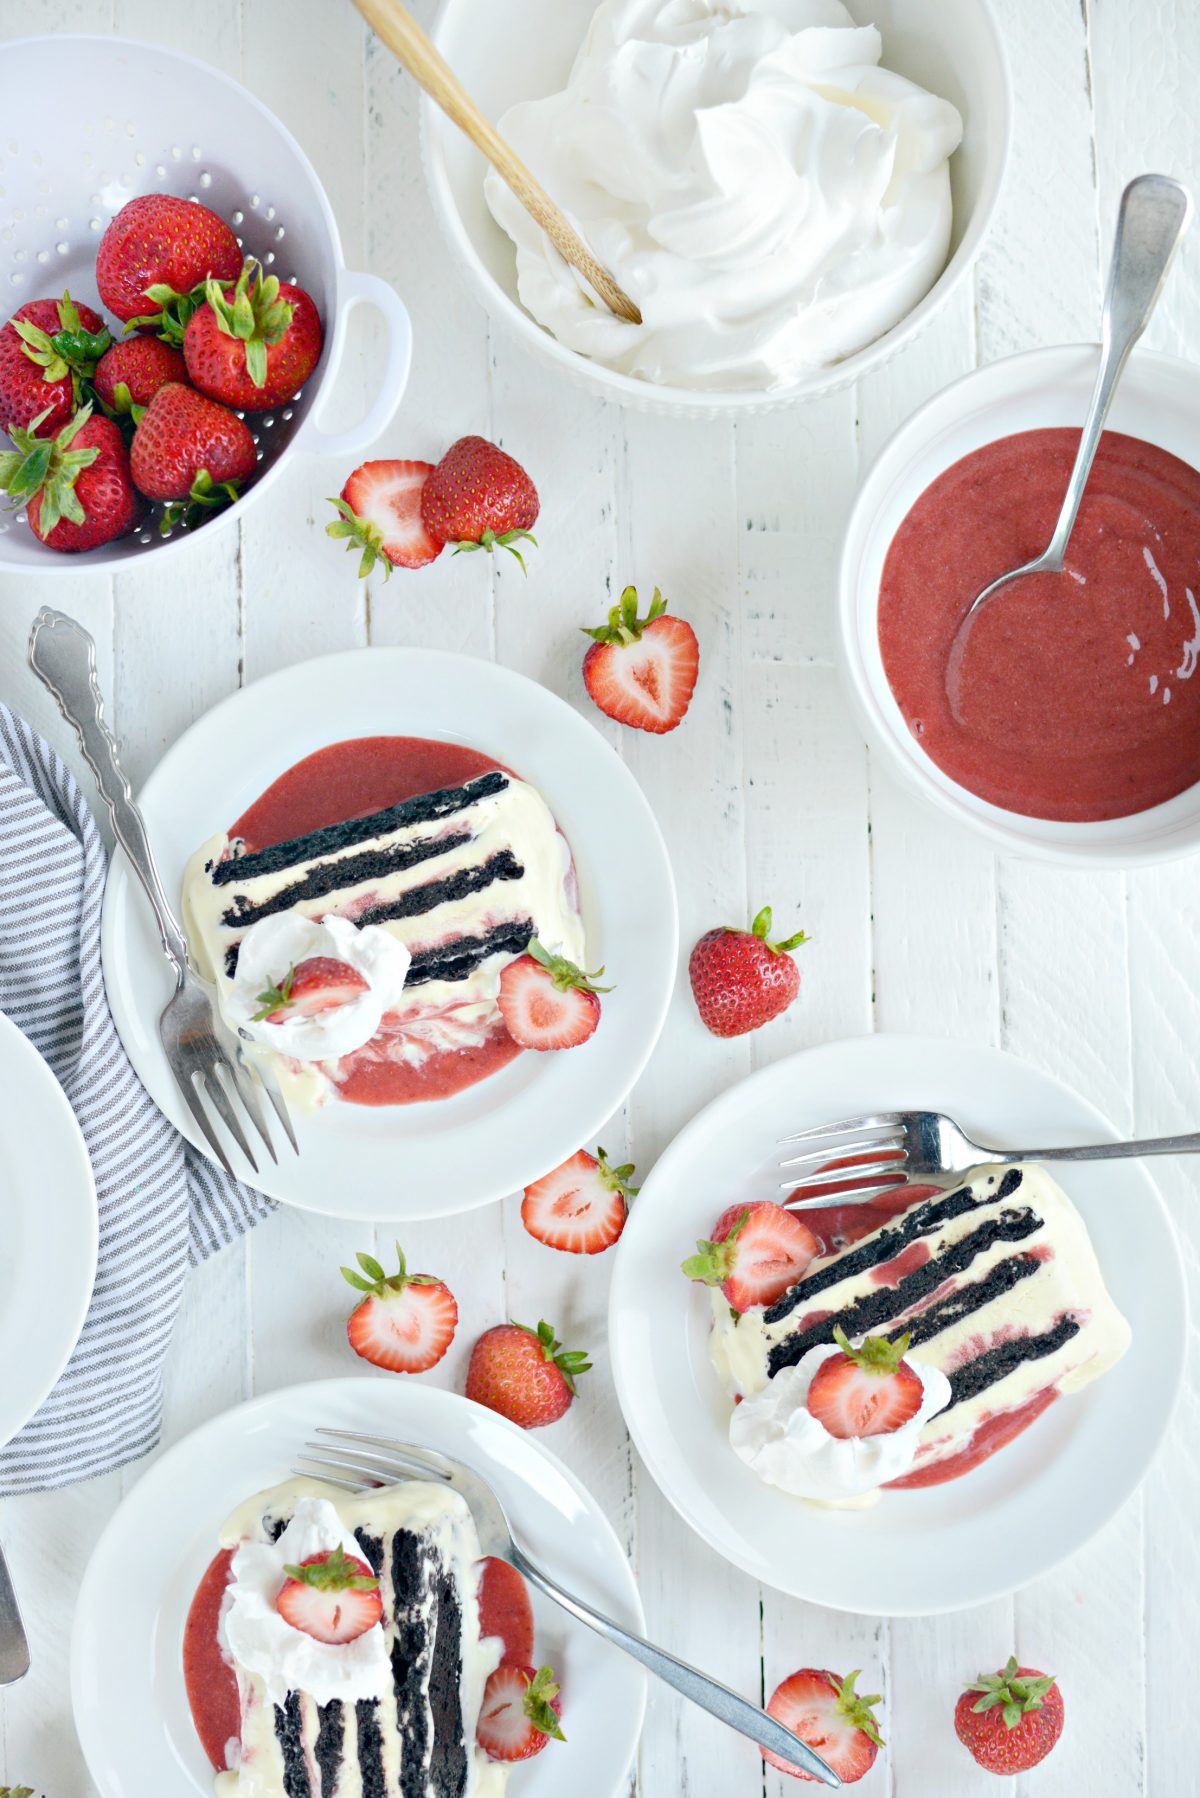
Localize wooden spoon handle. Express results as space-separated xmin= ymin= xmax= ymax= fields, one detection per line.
xmin=353 ymin=0 xmax=643 ymax=325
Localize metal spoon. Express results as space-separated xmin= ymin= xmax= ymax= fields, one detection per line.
xmin=964 ymin=172 xmax=1192 ymax=620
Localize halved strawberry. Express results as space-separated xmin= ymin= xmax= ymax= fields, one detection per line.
xmin=805 ymin=1327 xmax=923 ymax=1439
xmin=476 ymin=1665 xmax=564 ymax=1762
xmin=681 ymin=1200 xmax=818 ymax=1312
xmin=477 ymin=1558 xmax=535 ymax=1667
xmin=497 ymin=940 xmax=610 ymax=1052
xmin=763 ymin=1667 xmax=883 ymax=1783
xmin=276 ymin=1547 xmax=382 ymax=1645
xmin=582 ymin=585 xmax=699 ymax=734
xmin=327 ymin=459 xmax=442 ymax=576
xmin=342 ymin=1243 xmax=458 ymax=1374
xmin=254 ymin=955 xmax=369 ymax=1023
xmin=521 ymin=1146 xmax=638 ymax=1254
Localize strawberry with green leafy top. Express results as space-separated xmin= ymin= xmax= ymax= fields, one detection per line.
xmin=327 ymin=459 xmax=442 ymax=576
xmin=582 ymin=586 xmax=700 ymax=733
xmin=276 ymin=1546 xmax=382 ymax=1645
xmin=682 ymin=1200 xmax=817 ymax=1312
xmin=419 ymin=435 xmax=539 ymax=568
xmin=0 ymin=293 xmax=110 ymax=435
xmin=689 ymin=905 xmax=809 ymax=1038
xmin=497 ymin=940 xmax=610 ymax=1052
xmin=183 ymin=258 xmax=322 ymax=411
xmin=343 ymin=1244 xmax=458 ymax=1374
xmin=92 ymin=336 xmax=186 ymax=418
xmin=477 ymin=1665 xmax=564 ymax=1762
xmin=521 ymin=1147 xmax=638 ymax=1254
xmin=466 ymin=1320 xmax=591 ymax=1429
xmin=97 ymin=193 xmax=242 ymax=332
xmin=805 ymin=1328 xmax=924 ymax=1439
xmin=254 ymin=956 xmax=369 ymax=1024
xmin=954 ymin=1657 xmax=1064 ymax=1774
xmin=0 ymin=403 xmax=142 ymax=552
xmin=130 ymin=383 xmax=256 ymax=531
xmin=763 ymin=1668 xmax=883 ymax=1783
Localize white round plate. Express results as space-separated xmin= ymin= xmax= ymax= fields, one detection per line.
xmin=100 ymin=648 xmax=677 ymax=1219
xmin=0 ymin=1010 xmax=97 ymax=1447
xmin=609 ymin=1034 xmax=1186 ymax=1616
xmin=71 ymin=1378 xmax=646 ymax=1798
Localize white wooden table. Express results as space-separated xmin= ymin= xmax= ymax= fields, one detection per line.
xmin=2 ymin=3 xmax=1198 ymax=1794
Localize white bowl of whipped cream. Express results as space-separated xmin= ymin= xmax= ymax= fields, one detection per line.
xmin=423 ymin=0 xmax=1010 ymax=415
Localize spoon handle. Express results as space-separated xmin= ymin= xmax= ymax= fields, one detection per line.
xmin=1044 ymin=173 xmax=1192 ymax=565
xmin=351 ymin=0 xmax=642 ymax=325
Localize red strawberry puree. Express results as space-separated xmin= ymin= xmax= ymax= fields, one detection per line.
xmin=878 ymin=428 xmax=1200 ymax=821
xmin=184 ymin=1549 xmax=240 ymax=1772
xmin=230 ymin=735 xmax=524 ymax=1106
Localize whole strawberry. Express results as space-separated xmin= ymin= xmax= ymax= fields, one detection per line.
xmin=96 ymin=194 xmax=242 ymax=331
xmin=689 ymin=905 xmax=809 ymax=1038
xmin=465 ymin=1320 xmax=590 ymax=1429
xmin=184 ymin=259 xmax=322 ymax=411
xmin=0 ymin=293 xmax=110 ymax=435
xmin=954 ymin=1657 xmax=1064 ymax=1774
xmin=130 ymin=382 xmax=256 ymax=529
xmin=93 ymin=336 xmax=186 ymax=417
xmin=420 ymin=434 xmax=539 ymax=568
xmin=0 ymin=404 xmax=142 ymax=553
xmin=582 ymin=586 xmax=699 ymax=734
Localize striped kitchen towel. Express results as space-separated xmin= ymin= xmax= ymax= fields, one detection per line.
xmin=0 ymin=705 xmax=274 ymax=1495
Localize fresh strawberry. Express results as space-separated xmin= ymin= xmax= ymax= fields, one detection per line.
xmin=92 ymin=336 xmax=186 ymax=417
xmin=0 ymin=294 xmax=109 ymax=435
xmin=254 ymin=955 xmax=369 ymax=1023
xmin=582 ymin=585 xmax=699 ymax=734
xmin=183 ymin=258 xmax=322 ymax=411
xmin=688 ymin=905 xmax=809 ymax=1038
xmin=521 ymin=1146 xmax=638 ymax=1255
xmin=682 ymin=1200 xmax=817 ymax=1312
xmin=96 ymin=194 xmax=242 ymax=332
xmin=342 ymin=1242 xmax=458 ymax=1375
xmin=954 ymin=1657 xmax=1064 ymax=1774
xmin=763 ymin=1668 xmax=883 ymax=1783
xmin=477 ymin=1664 xmax=564 ymax=1762
xmin=477 ymin=1558 xmax=535 ymax=1667
xmin=465 ymin=1320 xmax=590 ymax=1429
xmin=497 ymin=940 xmax=609 ymax=1052
xmin=327 ymin=459 xmax=441 ymax=577
xmin=130 ymin=383 xmax=256 ymax=529
xmin=419 ymin=434 xmax=539 ymax=568
xmin=0 ymin=404 xmax=142 ymax=553
xmin=805 ymin=1327 xmax=923 ymax=1439
xmin=276 ymin=1546 xmax=382 ymax=1645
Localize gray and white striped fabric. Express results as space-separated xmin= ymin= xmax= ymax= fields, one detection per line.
xmin=0 ymin=705 xmax=274 ymax=1495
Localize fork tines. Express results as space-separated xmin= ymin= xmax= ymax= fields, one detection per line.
xmin=777 ymin=1112 xmax=909 ymax=1206
xmin=292 ymin=1431 xmax=455 ymax=1493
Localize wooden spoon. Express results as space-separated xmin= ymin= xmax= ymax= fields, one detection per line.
xmin=352 ymin=0 xmax=643 ymax=325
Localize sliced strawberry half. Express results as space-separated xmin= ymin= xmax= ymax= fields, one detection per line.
xmin=477 ymin=1557 xmax=535 ymax=1667
xmin=343 ymin=1242 xmax=458 ymax=1374
xmin=276 ymin=1547 xmax=382 ymax=1645
xmin=497 ymin=940 xmax=610 ymax=1052
xmin=476 ymin=1664 xmax=564 ymax=1762
xmin=327 ymin=458 xmax=442 ymax=576
xmin=681 ymin=1200 xmax=818 ymax=1312
xmin=582 ymin=585 xmax=699 ymax=734
xmin=254 ymin=955 xmax=369 ymax=1024
xmin=521 ymin=1146 xmax=638 ymax=1254
xmin=763 ymin=1667 xmax=883 ymax=1783
xmin=805 ymin=1327 xmax=923 ymax=1439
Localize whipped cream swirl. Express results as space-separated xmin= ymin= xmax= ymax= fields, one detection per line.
xmin=730 ymin=1343 xmax=952 ymax=1504
xmin=484 ymin=0 xmax=964 ymax=391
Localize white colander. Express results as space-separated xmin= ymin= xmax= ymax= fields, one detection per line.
xmin=0 ymin=33 xmax=412 ymax=574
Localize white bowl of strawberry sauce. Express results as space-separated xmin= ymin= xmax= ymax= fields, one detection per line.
xmin=839 ymin=343 xmax=1200 ymax=866
xmin=0 ymin=34 xmax=412 ymax=574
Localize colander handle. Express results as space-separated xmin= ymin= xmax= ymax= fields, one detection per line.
xmin=297 ymin=268 xmax=413 ymax=459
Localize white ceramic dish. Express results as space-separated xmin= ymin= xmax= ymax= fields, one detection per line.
xmin=608 ymin=1033 xmax=1185 ymax=1616
xmin=0 ymin=34 xmax=411 ymax=574
xmin=100 ymin=647 xmax=677 ymax=1219
xmin=839 ymin=343 xmax=1200 ymax=866
xmin=422 ymin=0 xmax=1010 ymax=418
xmin=0 ymin=1010 xmax=98 ymax=1449
xmin=71 ymin=1378 xmax=646 ymax=1798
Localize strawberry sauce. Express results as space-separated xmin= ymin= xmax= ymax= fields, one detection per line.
xmin=183 ymin=1549 xmax=239 ymax=1773
xmin=885 ymin=1385 xmax=1060 ymax=1488
xmin=878 ymin=428 xmax=1200 ymax=821
xmin=230 ymin=736 xmax=524 ymax=1106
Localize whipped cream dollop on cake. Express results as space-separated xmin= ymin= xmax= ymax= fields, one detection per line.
xmin=710 ymin=1165 xmax=1131 ymax=1500
xmin=485 ymin=0 xmax=963 ymax=390
xmin=183 ymin=763 xmax=585 ymax=1107
xmin=213 ymin=1477 xmax=506 ymax=1798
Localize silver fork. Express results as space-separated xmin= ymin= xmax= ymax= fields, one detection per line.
xmin=296 ymin=1429 xmax=842 ymax=1788
xmin=778 ymin=1109 xmax=1200 ymax=1206
xmin=28 ymin=607 xmax=297 ymax=1179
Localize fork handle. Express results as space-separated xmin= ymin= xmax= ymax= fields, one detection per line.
xmin=992 ymin=1131 xmax=1200 ymax=1164
xmin=28 ymin=608 xmax=188 ymax=974
xmin=509 ymin=1545 xmax=841 ymax=1787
